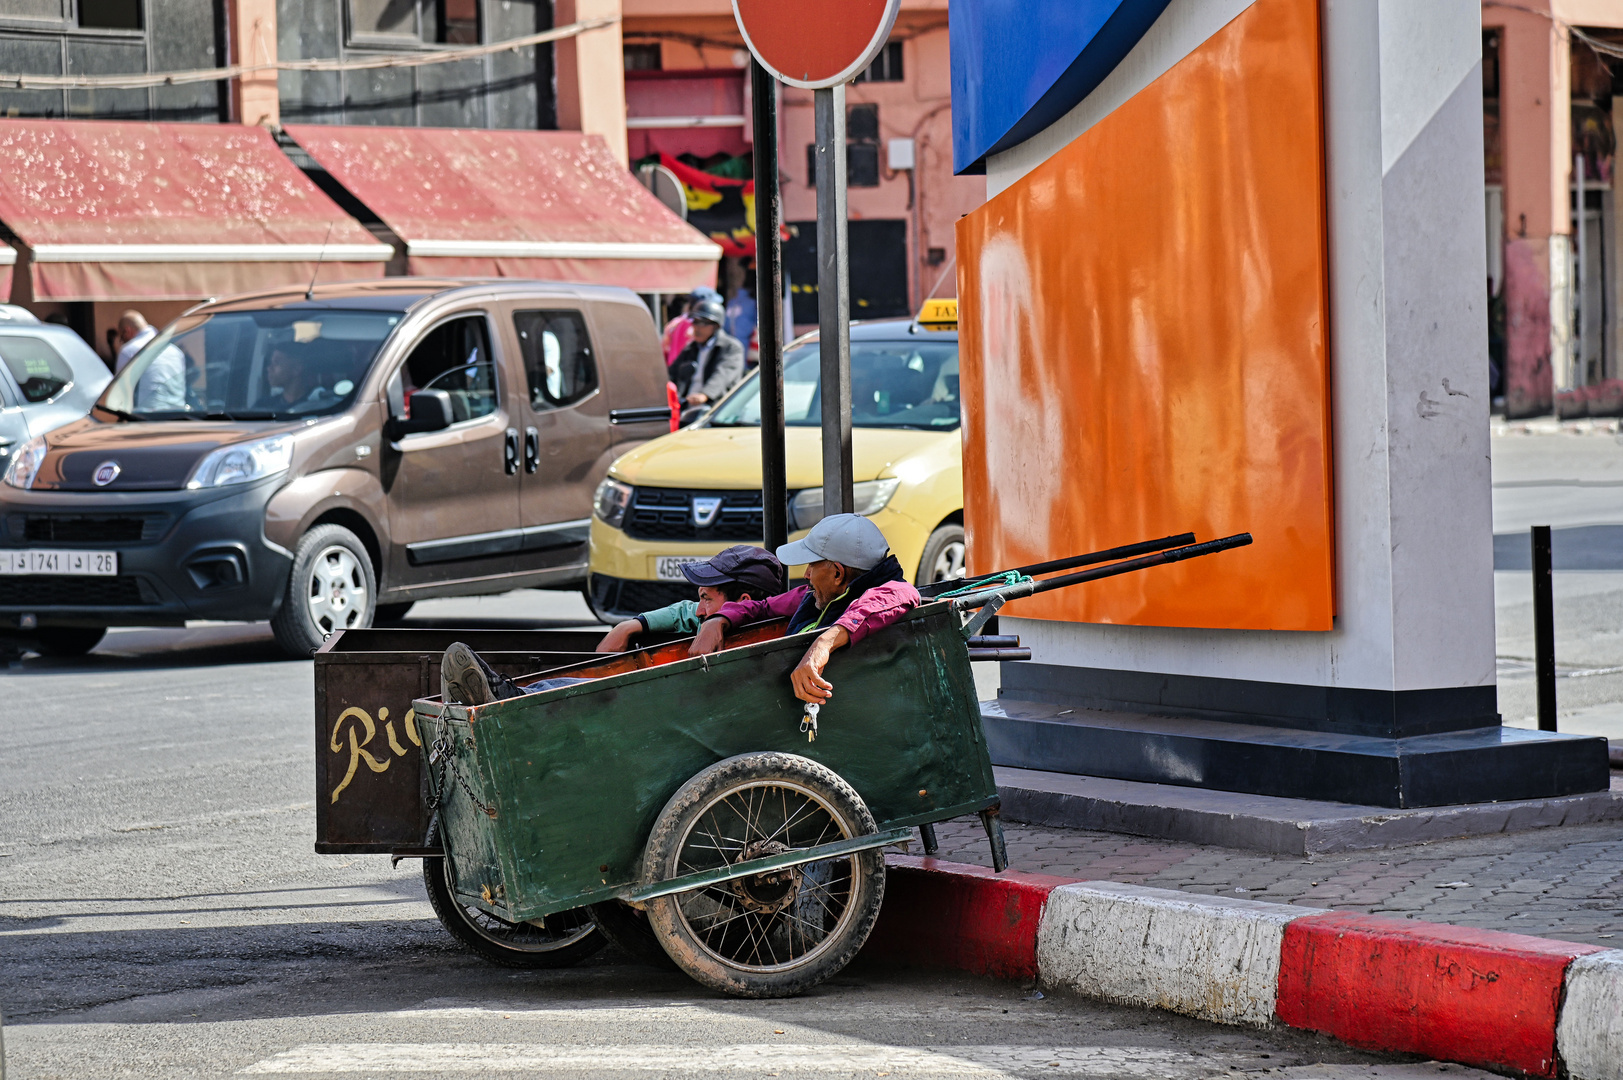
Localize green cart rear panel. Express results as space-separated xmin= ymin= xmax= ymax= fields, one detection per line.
xmin=414 ymin=600 xmax=997 ymax=924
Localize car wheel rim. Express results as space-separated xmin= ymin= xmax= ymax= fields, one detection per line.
xmin=931 ymin=540 xmax=966 ymax=583
xmin=307 ymin=545 xmax=367 ymax=635
xmin=670 ymin=779 xmax=859 ymax=974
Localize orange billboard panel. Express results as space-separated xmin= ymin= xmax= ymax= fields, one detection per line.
xmin=957 ymin=0 xmax=1333 ymax=631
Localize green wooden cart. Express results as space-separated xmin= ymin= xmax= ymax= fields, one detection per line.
xmin=410 ymin=533 xmax=1249 ymax=997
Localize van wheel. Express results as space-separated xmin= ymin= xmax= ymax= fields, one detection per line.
xmin=271 ymin=524 xmax=375 ymax=658
xmin=33 ymin=626 xmax=106 ymax=657
xmin=916 ymin=523 xmax=967 ymax=586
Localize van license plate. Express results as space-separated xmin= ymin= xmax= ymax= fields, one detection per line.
xmin=0 ymin=550 xmax=118 ymax=576
xmin=655 ymin=556 xmax=706 ymax=582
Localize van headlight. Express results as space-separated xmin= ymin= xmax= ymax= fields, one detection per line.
xmin=594 ymin=477 xmax=633 ymax=529
xmin=186 ymin=434 xmax=294 ymax=489
xmin=789 ymin=477 xmax=900 ymax=530
xmin=2 ymin=436 xmax=46 ymax=490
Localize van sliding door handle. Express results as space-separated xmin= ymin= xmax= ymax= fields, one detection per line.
xmin=504 ymin=428 xmax=520 ymax=475
xmin=524 ymin=427 xmax=540 ymax=473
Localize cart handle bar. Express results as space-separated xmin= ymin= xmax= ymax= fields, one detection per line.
xmin=621 ymin=827 xmax=912 ymax=904
xmin=919 ymin=531 xmax=1197 ymax=597
xmin=950 ymin=533 xmax=1255 ymax=612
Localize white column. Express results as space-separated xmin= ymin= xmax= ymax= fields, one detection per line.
xmin=1003 ymin=0 xmax=1495 ymax=699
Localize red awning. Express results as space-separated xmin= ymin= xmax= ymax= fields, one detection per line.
xmin=283 ymin=125 xmax=721 ymax=292
xmin=0 ymin=120 xmax=391 ymax=303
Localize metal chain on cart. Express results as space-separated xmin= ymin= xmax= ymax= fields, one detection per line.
xmin=427 ymin=733 xmax=498 ymax=819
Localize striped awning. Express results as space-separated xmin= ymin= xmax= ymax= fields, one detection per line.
xmin=283 ymin=124 xmax=721 ymax=293
xmin=0 ymin=119 xmax=391 ymax=302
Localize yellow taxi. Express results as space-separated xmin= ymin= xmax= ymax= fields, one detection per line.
xmin=587 ymin=303 xmax=963 ymax=618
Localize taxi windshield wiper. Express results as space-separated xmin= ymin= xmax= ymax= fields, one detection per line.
xmin=204 ymin=410 xmax=279 ymax=421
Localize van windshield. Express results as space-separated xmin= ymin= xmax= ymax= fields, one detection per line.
xmin=707 ymin=339 xmax=960 ymax=431
xmin=103 ymin=309 xmax=402 ymax=421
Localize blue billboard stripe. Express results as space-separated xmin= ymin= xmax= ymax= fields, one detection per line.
xmin=950 ymin=0 xmax=1172 ymax=175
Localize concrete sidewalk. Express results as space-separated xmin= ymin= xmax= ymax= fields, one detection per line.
xmin=928 ymin=812 xmax=1623 ymax=947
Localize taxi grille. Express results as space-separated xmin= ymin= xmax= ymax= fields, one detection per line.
xmin=0 ymin=575 xmax=150 ymax=607
xmin=589 ymin=575 xmax=694 ymax=619
xmin=623 ymin=487 xmax=764 ymax=542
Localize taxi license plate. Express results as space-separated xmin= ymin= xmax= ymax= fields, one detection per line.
xmin=0 ymin=549 xmax=118 ymax=576
xmin=655 ymin=556 xmax=706 ymax=582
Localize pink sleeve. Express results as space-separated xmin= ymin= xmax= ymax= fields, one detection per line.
xmin=834 ymin=581 xmax=922 ymax=645
xmin=717 ymin=586 xmax=807 ymax=629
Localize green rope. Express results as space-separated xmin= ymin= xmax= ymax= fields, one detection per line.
xmin=938 ymin=571 xmax=1032 ymax=598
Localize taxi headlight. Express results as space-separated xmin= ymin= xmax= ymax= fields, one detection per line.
xmin=2 ymin=435 xmax=46 ymax=490
xmin=789 ymin=477 xmax=901 ymax=530
xmin=594 ymin=477 xmax=633 ymax=529
xmin=186 ymin=434 xmax=294 ymax=489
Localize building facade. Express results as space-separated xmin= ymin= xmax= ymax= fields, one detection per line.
xmin=621 ymin=0 xmax=979 ymax=326
xmin=1485 ymin=1 xmax=1623 ymax=418
xmin=0 ymin=0 xmax=631 ymax=356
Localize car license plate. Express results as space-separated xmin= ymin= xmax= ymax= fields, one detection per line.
xmin=655 ymin=556 xmax=706 ymax=582
xmin=0 ymin=549 xmax=118 ymax=576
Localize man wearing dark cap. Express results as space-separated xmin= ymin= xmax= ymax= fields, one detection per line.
xmin=440 ymin=545 xmax=785 ymax=705
xmin=594 ymin=545 xmax=785 ymax=652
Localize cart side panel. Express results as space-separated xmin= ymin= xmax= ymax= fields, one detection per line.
xmin=315 ymin=632 xmax=599 ymax=853
xmin=426 ymin=605 xmax=996 ymax=923
xmin=421 ymin=714 xmax=514 ymax=912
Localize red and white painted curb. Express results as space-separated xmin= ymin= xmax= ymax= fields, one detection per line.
xmin=861 ymin=856 xmax=1623 ymax=1080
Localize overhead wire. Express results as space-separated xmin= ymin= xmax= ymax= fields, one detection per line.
xmin=0 ymin=15 xmax=619 ymax=92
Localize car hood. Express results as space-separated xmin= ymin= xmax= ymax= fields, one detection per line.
xmin=607 ymin=425 xmax=958 ymax=489
xmin=19 ymin=416 xmax=305 ymax=492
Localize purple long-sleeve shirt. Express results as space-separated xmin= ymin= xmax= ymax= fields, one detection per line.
xmin=716 ymin=580 xmax=921 ymax=644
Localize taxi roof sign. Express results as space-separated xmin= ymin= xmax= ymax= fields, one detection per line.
xmin=915 ymin=297 xmax=958 ymax=330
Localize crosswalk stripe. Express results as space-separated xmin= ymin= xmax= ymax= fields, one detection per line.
xmin=238 ymin=1042 xmax=1237 ymax=1076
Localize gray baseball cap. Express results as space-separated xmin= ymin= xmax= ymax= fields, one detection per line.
xmin=776 ymin=513 xmax=889 ymax=571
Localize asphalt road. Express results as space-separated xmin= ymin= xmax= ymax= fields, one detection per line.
xmin=0 ymin=591 xmax=1468 ymax=1080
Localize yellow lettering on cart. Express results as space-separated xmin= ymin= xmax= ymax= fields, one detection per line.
xmin=380 ymin=706 xmax=408 ymax=757
xmin=329 ymin=706 xmax=392 ymax=804
xmin=404 ymin=708 xmax=421 ymax=747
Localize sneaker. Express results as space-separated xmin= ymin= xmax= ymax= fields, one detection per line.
xmin=441 ymin=642 xmax=526 ymax=705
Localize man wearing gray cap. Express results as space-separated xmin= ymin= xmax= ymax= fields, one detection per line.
xmin=689 ymin=513 xmax=922 ymax=704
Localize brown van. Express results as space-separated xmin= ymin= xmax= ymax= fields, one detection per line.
xmin=0 ymin=279 xmax=674 ymax=657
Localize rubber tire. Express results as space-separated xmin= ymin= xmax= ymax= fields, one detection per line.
xmin=373 ymin=601 xmax=415 ymax=626
xmin=31 ymin=626 xmax=106 ymax=657
xmin=422 ymin=856 xmax=607 ymax=969
xmin=915 ymin=523 xmax=967 ymax=586
xmin=641 ymin=752 xmax=886 ymax=998
xmin=270 ymin=524 xmax=375 ymax=658
xmin=586 ymin=900 xmax=679 ymax=969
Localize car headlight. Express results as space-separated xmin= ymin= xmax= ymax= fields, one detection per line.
xmin=594 ymin=477 xmax=633 ymax=529
xmin=789 ymin=477 xmax=901 ymax=530
xmin=2 ymin=435 xmax=46 ymax=490
xmin=186 ymin=434 xmax=294 ymax=489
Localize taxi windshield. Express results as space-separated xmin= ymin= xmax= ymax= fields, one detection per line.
xmin=707 ymin=338 xmax=960 ymax=431
xmin=102 ymin=309 xmax=402 ymax=421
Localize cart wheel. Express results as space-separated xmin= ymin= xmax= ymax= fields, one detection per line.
xmin=641 ymin=752 xmax=886 ymax=998
xmin=422 ymin=856 xmax=606 ymax=969
xmin=586 ymin=900 xmax=678 ymax=969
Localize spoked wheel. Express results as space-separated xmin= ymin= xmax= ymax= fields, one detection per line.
xmin=641 ymin=752 xmax=886 ymax=998
xmin=422 ymin=856 xmax=606 ymax=969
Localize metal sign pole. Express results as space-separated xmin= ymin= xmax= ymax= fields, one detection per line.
xmin=751 ymin=59 xmax=789 ymax=563
xmin=814 ymin=82 xmax=854 ymax=516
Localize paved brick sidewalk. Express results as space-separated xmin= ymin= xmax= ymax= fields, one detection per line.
xmin=929 ymin=814 xmax=1623 ymax=946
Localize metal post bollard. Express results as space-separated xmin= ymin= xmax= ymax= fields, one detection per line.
xmin=1532 ymin=525 xmax=1557 ymax=731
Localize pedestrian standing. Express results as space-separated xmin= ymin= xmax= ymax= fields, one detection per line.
xmin=113 ymin=310 xmax=156 ymax=373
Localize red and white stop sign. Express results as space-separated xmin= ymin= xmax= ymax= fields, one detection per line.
xmin=733 ymin=0 xmax=901 ymax=89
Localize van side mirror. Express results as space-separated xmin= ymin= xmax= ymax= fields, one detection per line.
xmin=391 ymin=389 xmax=453 ymax=437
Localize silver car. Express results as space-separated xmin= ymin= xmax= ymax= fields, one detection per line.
xmin=0 ymin=306 xmax=112 ymax=473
